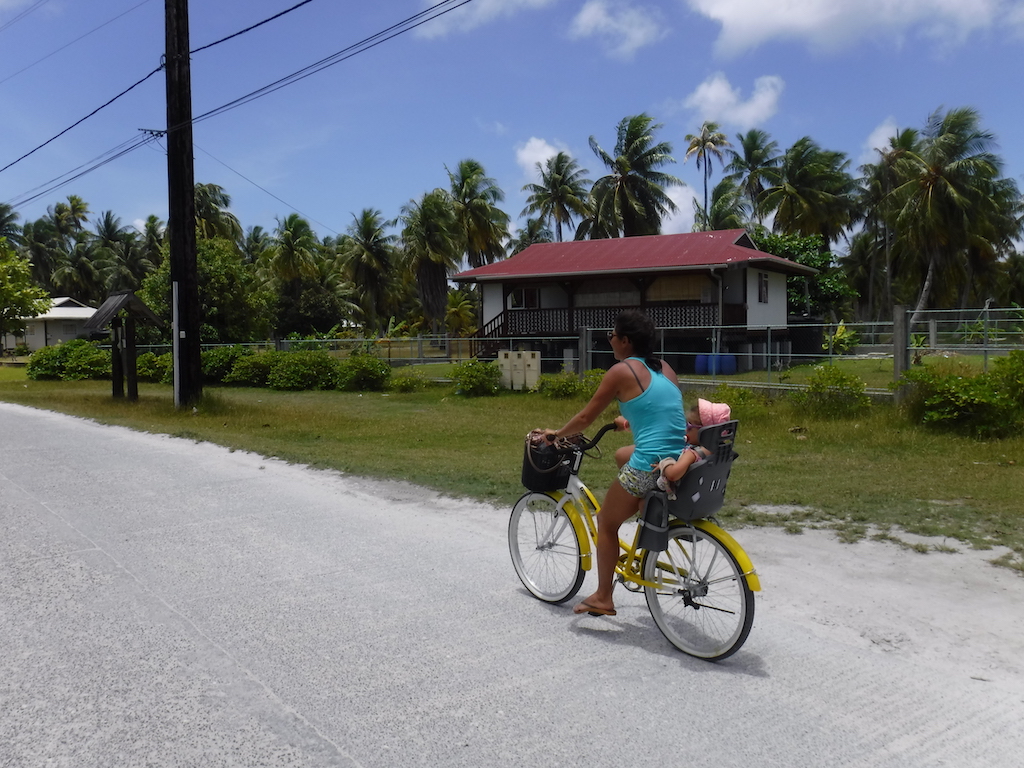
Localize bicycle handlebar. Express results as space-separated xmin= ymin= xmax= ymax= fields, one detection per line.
xmin=549 ymin=422 xmax=617 ymax=456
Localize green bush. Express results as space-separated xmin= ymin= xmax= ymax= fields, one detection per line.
xmin=266 ymin=350 xmax=341 ymax=391
xmin=823 ymin=321 xmax=860 ymax=354
xmin=26 ymin=340 xmax=109 ymax=381
xmin=793 ymin=364 xmax=870 ymax=418
xmin=136 ymin=352 xmax=173 ymax=383
xmin=202 ymin=345 xmax=254 ymax=384
xmin=389 ymin=369 xmax=429 ymax=393
xmin=224 ymin=350 xmax=286 ymax=387
xmin=451 ymin=359 xmax=502 ymax=397
xmin=900 ymin=352 xmax=1024 ymax=438
xmin=25 ymin=344 xmax=63 ymax=380
xmin=580 ymin=368 xmax=605 ymax=399
xmin=534 ymin=371 xmax=583 ymax=399
xmin=337 ymin=350 xmax=391 ymax=392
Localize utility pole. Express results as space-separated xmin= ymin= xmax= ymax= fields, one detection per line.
xmin=165 ymin=0 xmax=201 ymax=407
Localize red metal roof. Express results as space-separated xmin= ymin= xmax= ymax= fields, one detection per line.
xmin=454 ymin=229 xmax=816 ymax=282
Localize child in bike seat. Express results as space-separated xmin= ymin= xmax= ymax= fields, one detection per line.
xmin=654 ymin=398 xmax=731 ymax=500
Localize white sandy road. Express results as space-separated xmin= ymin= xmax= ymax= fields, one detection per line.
xmin=1 ymin=400 xmax=1023 ymax=767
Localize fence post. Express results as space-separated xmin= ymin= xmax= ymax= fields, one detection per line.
xmin=893 ymin=305 xmax=910 ymax=401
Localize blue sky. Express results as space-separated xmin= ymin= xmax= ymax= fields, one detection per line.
xmin=2 ymin=0 xmax=1023 ymax=251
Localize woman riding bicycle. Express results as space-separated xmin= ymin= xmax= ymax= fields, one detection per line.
xmin=542 ymin=310 xmax=687 ymax=617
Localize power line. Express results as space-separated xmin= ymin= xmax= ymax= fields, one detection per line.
xmin=3 ymin=0 xmax=478 ymax=207
xmin=0 ymin=0 xmax=320 ymax=177
xmin=191 ymin=0 xmax=474 ymax=127
xmin=194 ymin=143 xmax=339 ymax=236
xmin=191 ymin=0 xmax=315 ymax=55
xmin=0 ymin=0 xmax=50 ymax=35
xmin=0 ymin=0 xmax=156 ymax=87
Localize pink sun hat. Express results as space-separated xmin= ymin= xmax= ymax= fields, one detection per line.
xmin=698 ymin=398 xmax=731 ymax=427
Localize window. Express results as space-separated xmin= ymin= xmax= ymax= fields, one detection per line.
xmin=509 ymin=287 xmax=539 ymax=309
xmin=63 ymin=322 xmax=78 ymax=335
xmin=758 ymin=272 xmax=769 ymax=304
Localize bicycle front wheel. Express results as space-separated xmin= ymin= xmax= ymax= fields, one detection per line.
xmin=642 ymin=524 xmax=754 ymax=660
xmin=509 ymin=492 xmax=585 ymax=604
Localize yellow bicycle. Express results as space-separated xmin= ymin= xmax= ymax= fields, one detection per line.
xmin=509 ymin=421 xmax=761 ymax=660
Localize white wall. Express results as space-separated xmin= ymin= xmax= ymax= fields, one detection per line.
xmin=746 ymin=270 xmax=788 ymax=328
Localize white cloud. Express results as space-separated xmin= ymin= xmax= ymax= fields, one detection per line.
xmin=515 ymin=137 xmax=567 ymax=178
xmin=860 ymin=118 xmax=900 ymax=167
xmin=682 ymin=73 xmax=784 ymax=130
xmin=568 ymin=0 xmax=668 ymax=59
xmin=685 ymin=0 xmax=1013 ymax=56
xmin=415 ymin=0 xmax=559 ymax=38
xmin=661 ymin=183 xmax=697 ymax=234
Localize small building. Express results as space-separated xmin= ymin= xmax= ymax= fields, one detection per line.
xmin=453 ymin=229 xmax=818 ymax=373
xmin=4 ymin=297 xmax=96 ymax=352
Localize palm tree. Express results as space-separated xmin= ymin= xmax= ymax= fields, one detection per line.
xmin=141 ymin=214 xmax=166 ymax=269
xmin=401 ymin=189 xmax=462 ymax=332
xmin=692 ymin=177 xmax=748 ymax=232
xmin=685 ymin=121 xmax=731 ymax=230
xmin=341 ymin=208 xmax=398 ymax=335
xmin=194 ymin=183 xmax=242 ymax=241
xmin=520 ymin=152 xmax=591 ymax=242
xmin=0 ymin=202 xmax=22 ymax=247
xmin=856 ymin=128 xmax=921 ymax=319
xmin=588 ymin=113 xmax=682 ymax=237
xmin=725 ymin=129 xmax=780 ymax=224
xmin=447 ymin=159 xmax=509 ymax=268
xmin=760 ymin=137 xmax=857 ymax=244
xmin=508 ymin=218 xmax=553 ymax=255
xmin=889 ymin=107 xmax=1022 ymax=325
xmin=266 ymin=213 xmax=318 ymax=285
xmin=445 ymin=288 xmax=477 ymax=336
xmin=239 ymin=225 xmax=271 ymax=264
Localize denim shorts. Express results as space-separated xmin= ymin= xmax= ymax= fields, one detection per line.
xmin=617 ymin=463 xmax=660 ymax=498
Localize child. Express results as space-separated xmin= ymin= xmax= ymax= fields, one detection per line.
xmin=654 ymin=398 xmax=731 ymax=499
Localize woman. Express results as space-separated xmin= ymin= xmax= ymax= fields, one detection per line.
xmin=543 ymin=310 xmax=687 ymax=616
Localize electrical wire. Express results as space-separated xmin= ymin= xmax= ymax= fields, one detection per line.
xmin=0 ymin=0 xmax=50 ymax=35
xmin=3 ymin=0 xmax=478 ymax=207
xmin=0 ymin=0 xmax=319 ymax=177
xmin=190 ymin=0 xmax=474 ymax=127
xmin=0 ymin=0 xmax=155 ymax=87
xmin=194 ymin=143 xmax=339 ymax=236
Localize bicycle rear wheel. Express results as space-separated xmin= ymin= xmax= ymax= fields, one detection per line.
xmin=642 ymin=524 xmax=754 ymax=660
xmin=509 ymin=492 xmax=585 ymax=603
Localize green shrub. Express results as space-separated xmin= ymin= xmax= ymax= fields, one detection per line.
xmin=202 ymin=345 xmax=254 ymax=384
xmin=389 ymin=369 xmax=429 ymax=393
xmin=451 ymin=359 xmax=502 ymax=397
xmin=266 ymin=350 xmax=341 ymax=391
xmin=794 ymin=364 xmax=870 ymax=418
xmin=579 ymin=368 xmax=605 ymax=400
xmin=136 ymin=352 xmax=173 ymax=383
xmin=26 ymin=340 xmax=109 ymax=381
xmin=823 ymin=321 xmax=860 ymax=354
xmin=25 ymin=344 xmax=64 ymax=379
xmin=534 ymin=371 xmax=583 ymax=399
xmin=900 ymin=354 xmax=1024 ymax=439
xmin=337 ymin=350 xmax=391 ymax=392
xmin=224 ymin=350 xmax=286 ymax=387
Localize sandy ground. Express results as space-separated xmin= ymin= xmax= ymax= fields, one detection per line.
xmin=741 ymin=524 xmax=1024 ymax=698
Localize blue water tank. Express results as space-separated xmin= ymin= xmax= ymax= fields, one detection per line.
xmin=695 ymin=354 xmax=708 ymax=375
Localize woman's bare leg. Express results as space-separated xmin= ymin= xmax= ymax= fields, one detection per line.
xmin=575 ymin=481 xmax=640 ymax=614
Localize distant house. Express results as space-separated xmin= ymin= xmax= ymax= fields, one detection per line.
xmin=5 ymin=297 xmax=96 ymax=352
xmin=453 ymin=229 xmax=818 ymax=373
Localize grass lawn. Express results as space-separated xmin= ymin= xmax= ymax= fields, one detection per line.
xmin=2 ymin=365 xmax=1021 ymax=571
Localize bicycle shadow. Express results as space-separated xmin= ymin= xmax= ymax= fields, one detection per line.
xmin=557 ymin=601 xmax=769 ymax=678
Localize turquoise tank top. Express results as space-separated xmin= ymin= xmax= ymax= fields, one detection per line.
xmin=618 ymin=358 xmax=687 ymax=471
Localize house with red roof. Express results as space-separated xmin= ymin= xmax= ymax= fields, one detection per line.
xmin=453 ymin=229 xmax=818 ymax=373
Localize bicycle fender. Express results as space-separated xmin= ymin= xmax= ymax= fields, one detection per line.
xmin=693 ymin=519 xmax=761 ymax=592
xmin=553 ymin=494 xmax=593 ymax=571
